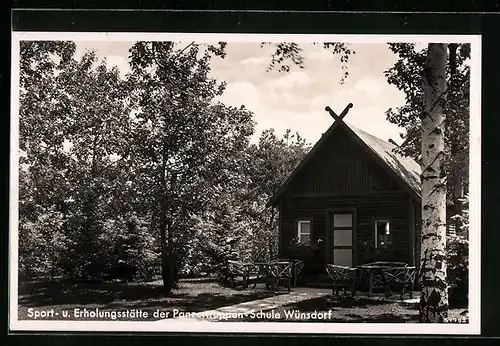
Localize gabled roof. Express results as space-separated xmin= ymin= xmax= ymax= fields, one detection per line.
xmin=347 ymin=122 xmax=422 ymax=197
xmin=267 ymin=120 xmax=421 ymax=206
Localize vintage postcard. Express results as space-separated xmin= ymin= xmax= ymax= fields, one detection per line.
xmin=9 ymin=32 xmax=481 ymax=334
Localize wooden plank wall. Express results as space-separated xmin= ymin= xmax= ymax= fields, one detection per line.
xmin=281 ymin=193 xmax=410 ymax=267
xmin=288 ymin=128 xmax=400 ymax=195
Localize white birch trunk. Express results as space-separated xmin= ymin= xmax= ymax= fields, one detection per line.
xmin=420 ymin=43 xmax=449 ymax=322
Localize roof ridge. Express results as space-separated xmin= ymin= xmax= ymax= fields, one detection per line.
xmin=344 ymin=121 xmax=395 ymax=147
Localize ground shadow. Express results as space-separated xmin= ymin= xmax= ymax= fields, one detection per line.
xmin=255 ymin=296 xmax=423 ymax=323
xmin=295 ymin=296 xmax=392 ymax=310
xmin=19 ymin=280 xmax=170 ymax=306
xmin=18 ymin=279 xmax=278 ymax=316
xmin=366 ymin=313 xmax=419 ymax=323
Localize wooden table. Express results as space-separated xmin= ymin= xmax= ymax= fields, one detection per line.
xmin=356 ymin=262 xmax=408 ymax=296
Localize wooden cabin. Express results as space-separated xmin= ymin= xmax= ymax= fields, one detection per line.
xmin=268 ymin=108 xmax=422 ymax=277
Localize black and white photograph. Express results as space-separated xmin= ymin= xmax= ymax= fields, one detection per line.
xmin=9 ymin=32 xmax=481 ymax=334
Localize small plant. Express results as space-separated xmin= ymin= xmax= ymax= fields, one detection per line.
xmin=450 ymin=194 xmax=469 ymax=235
xmin=447 ymin=194 xmax=469 ymax=307
xmin=359 ymin=241 xmax=396 ymax=263
xmin=447 ymin=233 xmax=469 ymax=307
xmin=286 ymin=237 xmax=323 ymax=259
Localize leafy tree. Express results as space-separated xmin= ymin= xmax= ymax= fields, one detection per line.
xmin=127 ymin=41 xmax=254 ymax=293
xmin=181 ymin=129 xmax=310 ymax=278
xmin=102 ymin=213 xmax=160 ymax=281
xmin=451 ymin=194 xmax=469 ymax=235
xmin=187 ymin=192 xmax=253 ymax=277
xmin=385 ymin=43 xmax=471 ymax=322
xmin=385 ymin=43 xmax=470 ymax=232
xmin=19 ymin=41 xmax=77 ymax=220
xmin=18 ymin=40 xmax=255 ymax=287
xmin=446 ymin=194 xmax=469 ymax=307
xmin=243 ymin=129 xmax=310 ymax=261
xmin=55 ymin=52 xmax=133 ymax=280
xmin=18 ymin=205 xmax=67 ymax=280
xmin=18 ymin=41 xmax=77 ymax=279
xmin=264 ymin=42 xmax=354 ymax=83
xmin=19 ymin=41 xmax=136 ymax=281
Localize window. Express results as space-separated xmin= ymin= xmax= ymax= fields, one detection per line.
xmin=375 ymin=220 xmax=392 ymax=248
xmin=297 ymin=220 xmax=311 ymax=244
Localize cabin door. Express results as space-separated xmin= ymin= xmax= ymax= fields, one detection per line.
xmin=332 ymin=213 xmax=354 ymax=267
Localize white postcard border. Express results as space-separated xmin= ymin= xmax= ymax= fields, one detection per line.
xmin=9 ymin=32 xmax=482 ymax=335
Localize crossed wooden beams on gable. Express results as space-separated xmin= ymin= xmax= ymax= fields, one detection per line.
xmin=325 ymin=103 xmax=353 ymax=122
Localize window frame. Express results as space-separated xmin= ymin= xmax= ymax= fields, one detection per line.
xmin=297 ymin=219 xmax=312 ymax=245
xmin=374 ymin=219 xmax=391 ymax=248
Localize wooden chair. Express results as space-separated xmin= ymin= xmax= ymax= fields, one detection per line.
xmin=383 ymin=265 xmax=416 ymax=299
xmin=247 ymin=262 xmax=270 ymax=288
xmin=361 ymin=262 xmax=407 ymax=296
xmin=325 ymin=264 xmax=358 ymax=297
xmin=292 ymin=260 xmax=305 ymax=286
xmin=267 ymin=261 xmax=293 ymax=291
xmin=226 ymin=260 xmax=250 ymax=288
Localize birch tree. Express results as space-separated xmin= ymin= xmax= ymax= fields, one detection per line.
xmin=385 ymin=43 xmax=470 ymax=234
xmin=420 ymin=43 xmax=449 ymax=322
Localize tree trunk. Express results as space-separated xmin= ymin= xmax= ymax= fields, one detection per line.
xmin=268 ymin=207 xmax=276 ymax=260
xmin=419 ymin=43 xmax=449 ymax=322
xmin=165 ymin=219 xmax=177 ymax=290
xmin=448 ymin=44 xmax=464 ymax=235
xmin=159 ymin=219 xmax=169 ymax=291
xmin=159 ymin=140 xmax=176 ymax=294
xmin=159 ymin=191 xmax=171 ymax=293
xmin=451 ymin=144 xmax=464 ymax=234
xmin=160 ymin=213 xmax=176 ymax=293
